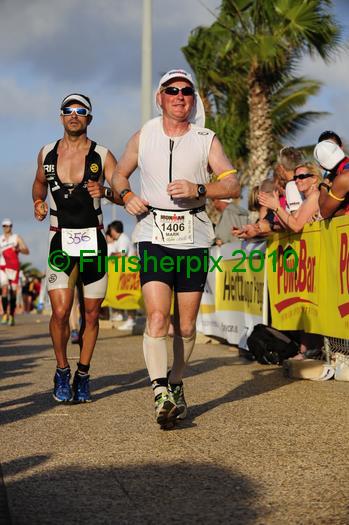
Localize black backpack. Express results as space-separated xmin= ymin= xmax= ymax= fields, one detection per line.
xmin=246 ymin=324 xmax=299 ymax=365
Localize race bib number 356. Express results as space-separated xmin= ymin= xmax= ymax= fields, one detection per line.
xmin=61 ymin=227 xmax=98 ymax=256
xmin=152 ymin=211 xmax=193 ymax=245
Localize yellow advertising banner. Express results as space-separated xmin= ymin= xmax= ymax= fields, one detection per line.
xmin=267 ymin=216 xmax=349 ymax=338
xmin=102 ymin=259 xmax=144 ymax=311
xmin=216 ymin=258 xmax=264 ymax=317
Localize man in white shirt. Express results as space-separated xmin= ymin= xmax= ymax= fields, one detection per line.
xmin=111 ymin=68 xmax=239 ymax=428
xmin=108 ymin=220 xmax=134 ymax=256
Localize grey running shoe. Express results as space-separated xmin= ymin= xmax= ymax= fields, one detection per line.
xmin=169 ymin=382 xmax=187 ymax=420
xmin=154 ymin=390 xmax=179 ymax=428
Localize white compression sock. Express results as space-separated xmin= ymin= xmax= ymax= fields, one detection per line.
xmin=169 ymin=332 xmax=196 ymax=384
xmin=143 ymin=332 xmax=168 ymax=396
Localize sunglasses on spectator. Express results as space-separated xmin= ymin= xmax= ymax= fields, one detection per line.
xmin=161 ymin=86 xmax=195 ymax=96
xmin=293 ymin=173 xmax=314 ymax=181
xmin=61 ymin=107 xmax=90 ymax=116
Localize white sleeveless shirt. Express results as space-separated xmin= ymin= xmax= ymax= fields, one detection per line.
xmin=133 ymin=117 xmax=215 ymax=249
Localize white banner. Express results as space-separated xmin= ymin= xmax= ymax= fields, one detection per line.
xmin=196 ymin=241 xmax=265 ymax=346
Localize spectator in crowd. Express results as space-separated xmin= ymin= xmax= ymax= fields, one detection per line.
xmin=213 ymin=198 xmax=249 ymax=245
xmin=318 ymin=130 xmax=342 ymax=147
xmin=232 ymin=177 xmax=283 ymax=239
xmin=278 ymin=146 xmax=304 ymax=214
xmin=232 ymin=147 xmax=304 ymax=240
xmin=108 ymin=220 xmax=134 ymax=257
xmin=258 ymin=162 xmax=322 ymax=232
xmin=314 ymin=139 xmax=349 ymax=218
xmin=108 ymin=220 xmax=136 ymax=330
xmin=259 ymin=162 xmax=323 ymax=360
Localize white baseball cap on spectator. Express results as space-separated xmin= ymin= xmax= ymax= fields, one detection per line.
xmin=2 ymin=218 xmax=12 ymax=226
xmin=314 ymin=140 xmax=345 ymax=170
xmin=155 ymin=69 xmax=205 ymax=127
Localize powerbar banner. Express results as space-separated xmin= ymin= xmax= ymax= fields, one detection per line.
xmin=267 ymin=215 xmax=349 ymax=338
xmin=102 ymin=259 xmax=144 ymax=311
xmin=197 ymin=241 xmax=265 ymax=345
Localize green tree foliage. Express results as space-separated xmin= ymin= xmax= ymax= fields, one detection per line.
xmin=183 ymin=0 xmax=342 ymax=187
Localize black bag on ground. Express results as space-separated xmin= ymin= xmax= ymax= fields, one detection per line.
xmin=247 ymin=324 xmax=299 ymax=365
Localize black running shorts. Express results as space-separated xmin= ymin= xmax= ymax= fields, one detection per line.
xmin=138 ymin=242 xmax=208 ymax=292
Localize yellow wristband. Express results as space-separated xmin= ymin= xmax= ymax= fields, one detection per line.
xmin=328 ymin=189 xmax=345 ymax=202
xmin=217 ymin=169 xmax=237 ymax=181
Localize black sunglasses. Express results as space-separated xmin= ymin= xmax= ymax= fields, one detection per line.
xmin=161 ymin=86 xmax=195 ymax=97
xmin=293 ymin=173 xmax=314 ymax=181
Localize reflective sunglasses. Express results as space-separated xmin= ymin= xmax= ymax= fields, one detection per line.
xmin=61 ymin=107 xmax=90 ymax=116
xmin=161 ymin=86 xmax=195 ymax=96
xmin=293 ymin=173 xmax=314 ymax=181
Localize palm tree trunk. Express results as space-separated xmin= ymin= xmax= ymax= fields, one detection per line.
xmin=247 ymin=69 xmax=275 ymax=190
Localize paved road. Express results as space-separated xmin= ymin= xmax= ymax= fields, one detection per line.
xmin=1 ymin=315 xmax=348 ymax=524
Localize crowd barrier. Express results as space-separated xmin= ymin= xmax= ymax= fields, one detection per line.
xmin=102 ymin=215 xmax=349 ymax=342
xmin=268 ymin=215 xmax=349 ymax=339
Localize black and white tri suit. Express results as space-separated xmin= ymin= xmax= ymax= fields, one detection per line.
xmin=43 ymin=139 xmax=108 ymax=298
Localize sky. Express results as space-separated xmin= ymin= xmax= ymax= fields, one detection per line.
xmin=1 ymin=0 xmax=349 ymax=271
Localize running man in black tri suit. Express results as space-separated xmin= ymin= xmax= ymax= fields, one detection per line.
xmin=32 ymin=93 xmax=121 ymax=403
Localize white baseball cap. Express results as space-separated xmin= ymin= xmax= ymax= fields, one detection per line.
xmin=2 ymin=218 xmax=12 ymax=226
xmin=156 ymin=68 xmax=205 ymax=127
xmin=159 ymin=69 xmax=194 ymax=87
xmin=314 ymin=140 xmax=345 ymax=170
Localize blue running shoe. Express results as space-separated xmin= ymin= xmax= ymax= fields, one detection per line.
xmin=53 ymin=368 xmax=72 ymax=402
xmin=72 ymin=372 xmax=91 ymax=403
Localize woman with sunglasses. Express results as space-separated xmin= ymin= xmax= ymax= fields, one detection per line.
xmin=258 ymin=162 xmax=322 ymax=232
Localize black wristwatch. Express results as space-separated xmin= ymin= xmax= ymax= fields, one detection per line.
xmin=120 ymin=188 xmax=131 ymax=200
xmin=104 ymin=187 xmax=113 ymax=199
xmin=197 ymin=184 xmax=207 ymax=198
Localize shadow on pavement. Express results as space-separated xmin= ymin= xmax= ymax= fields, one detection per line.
xmin=1 ymin=356 xmax=287 ymax=427
xmin=187 ymin=366 xmax=286 ymax=423
xmin=3 ymin=455 xmax=268 ymax=524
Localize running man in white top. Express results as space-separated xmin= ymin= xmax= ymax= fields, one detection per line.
xmin=112 ymin=69 xmax=240 ymax=428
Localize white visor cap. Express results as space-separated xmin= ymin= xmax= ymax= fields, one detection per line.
xmin=314 ymin=140 xmax=345 ymax=170
xmin=61 ymin=94 xmax=92 ymax=112
xmin=156 ymin=69 xmax=205 ymax=127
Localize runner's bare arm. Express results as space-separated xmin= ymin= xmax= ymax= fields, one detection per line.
xmin=111 ymin=132 xmax=149 ymax=215
xmin=87 ymin=151 xmax=123 ymax=204
xmin=103 ymin=151 xmax=123 ymax=204
xmin=16 ymin=235 xmax=30 ymax=255
xmin=167 ymin=136 xmax=240 ymax=200
xmin=32 ymin=149 xmax=49 ymax=221
xmin=319 ymin=171 xmax=349 ymax=218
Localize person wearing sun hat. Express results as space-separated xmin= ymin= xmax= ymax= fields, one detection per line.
xmin=314 ymin=139 xmax=349 ymax=218
xmin=32 ymin=93 xmax=121 ymax=404
xmin=0 ymin=219 xmax=29 ymax=326
xmin=111 ymin=68 xmax=240 ymax=429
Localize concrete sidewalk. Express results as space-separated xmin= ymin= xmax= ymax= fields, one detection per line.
xmin=1 ymin=315 xmax=348 ymax=524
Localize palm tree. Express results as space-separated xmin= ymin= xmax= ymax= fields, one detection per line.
xmin=183 ymin=0 xmax=342 ymax=188
xmin=20 ymin=262 xmax=43 ymax=278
